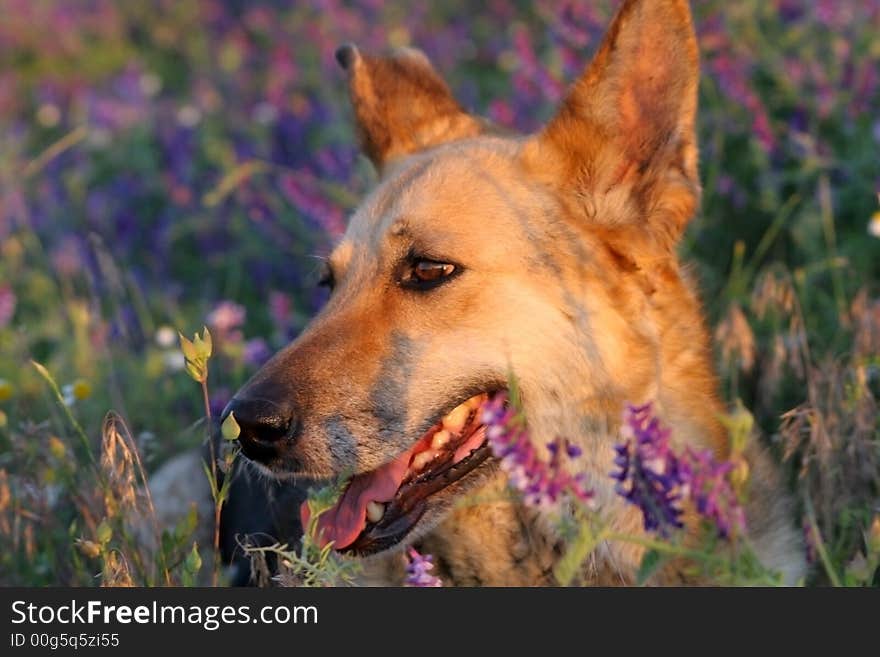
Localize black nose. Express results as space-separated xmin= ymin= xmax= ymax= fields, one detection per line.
xmin=222 ymin=397 xmax=293 ymax=455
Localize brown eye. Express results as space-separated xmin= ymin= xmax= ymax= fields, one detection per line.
xmin=414 ymin=260 xmax=455 ymax=282
xmin=400 ymin=258 xmax=459 ymax=290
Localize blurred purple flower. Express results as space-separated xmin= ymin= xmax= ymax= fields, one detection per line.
xmin=681 ymin=448 xmax=747 ymax=539
xmin=0 ymin=285 xmax=15 ymax=328
xmin=511 ymin=25 xmax=563 ymax=103
xmin=243 ymin=338 xmax=271 ymax=367
xmin=775 ymin=0 xmax=806 ymax=23
xmin=207 ymin=301 xmax=246 ymax=335
xmin=279 ymin=172 xmax=346 ymax=237
xmin=611 ymin=403 xmax=685 ymax=537
xmin=814 ymin=0 xmax=853 ymax=28
xmin=49 ymin=236 xmax=84 ymax=277
xmin=488 ymin=99 xmax=516 ymax=128
xmin=716 ymin=174 xmax=747 ymax=209
xmin=209 ymin=388 xmax=231 ymax=418
xmin=850 ymin=60 xmax=878 ymax=118
xmin=404 ymin=547 xmax=443 ymax=587
xmin=550 ymin=0 xmax=602 ymax=49
xmin=701 ymin=16 xmax=776 ymax=153
xmin=269 ymin=291 xmax=292 ymax=331
xmin=482 ymin=392 xmax=594 ymax=509
xmin=84 ymin=65 xmax=151 ymax=132
xmin=751 ymin=113 xmax=776 ymax=153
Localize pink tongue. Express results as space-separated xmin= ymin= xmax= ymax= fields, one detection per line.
xmin=298 ymin=421 xmax=487 ymax=550
xmin=300 ymin=442 xmax=422 ymax=550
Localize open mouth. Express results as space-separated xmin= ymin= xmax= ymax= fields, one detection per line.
xmin=299 ymin=391 xmax=500 ymax=555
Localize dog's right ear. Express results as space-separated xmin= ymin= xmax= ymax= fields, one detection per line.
xmin=521 ymin=0 xmax=701 ymax=255
xmin=335 ymin=44 xmax=485 ymax=174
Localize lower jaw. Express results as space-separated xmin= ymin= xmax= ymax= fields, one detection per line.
xmin=296 ymin=392 xmax=503 ymax=554
xmin=343 ymin=445 xmax=496 ymax=556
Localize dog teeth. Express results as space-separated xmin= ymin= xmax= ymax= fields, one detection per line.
xmin=467 ymin=393 xmax=488 ymax=410
xmin=443 ymin=402 xmax=470 ymax=433
xmin=412 ymin=451 xmax=436 ymax=471
xmin=366 ymin=501 xmax=385 ymax=523
xmin=431 ymin=429 xmax=451 ymax=449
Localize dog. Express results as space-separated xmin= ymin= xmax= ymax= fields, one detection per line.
xmin=159 ymin=0 xmax=806 ymax=586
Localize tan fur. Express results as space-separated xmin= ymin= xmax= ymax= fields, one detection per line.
xmin=229 ymin=0 xmax=805 ymax=585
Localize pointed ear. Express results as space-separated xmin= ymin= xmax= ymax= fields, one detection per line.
xmin=523 ymin=0 xmax=700 ymax=252
xmin=335 ymin=44 xmax=486 ymax=173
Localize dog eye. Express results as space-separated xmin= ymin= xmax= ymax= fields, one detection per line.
xmin=415 ymin=261 xmax=455 ymax=282
xmin=401 ymin=259 xmax=457 ymax=290
xmin=317 ymin=264 xmax=335 ymax=290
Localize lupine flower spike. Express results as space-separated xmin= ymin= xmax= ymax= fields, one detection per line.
xmin=404 ymin=548 xmax=443 ymax=587
xmin=681 ymin=448 xmax=746 ymax=539
xmin=613 ymin=403 xmax=747 ymax=539
xmin=482 ymin=392 xmax=594 ymax=509
xmin=611 ymin=403 xmax=685 ymax=536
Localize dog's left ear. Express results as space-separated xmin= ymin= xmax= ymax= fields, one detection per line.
xmin=522 ymin=0 xmax=700 ymax=253
xmin=335 ymin=44 xmax=485 ymax=174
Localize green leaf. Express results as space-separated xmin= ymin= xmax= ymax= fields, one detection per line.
xmin=184 ymin=360 xmax=205 ymax=383
xmin=184 ymin=542 xmax=202 ymax=573
xmin=221 ymin=410 xmax=241 ymax=440
xmin=193 ymin=334 xmax=207 ymax=358
xmin=30 ymin=360 xmax=52 ymax=382
xmin=160 ymin=530 xmax=174 ymax=558
xmin=181 ymin=542 xmax=203 ymax=587
xmin=183 ymin=503 xmax=198 ymax=536
xmin=202 ymin=160 xmax=269 ymax=207
xmin=179 ymin=330 xmax=210 ymax=382
xmin=96 ymin=519 xmax=113 ymax=545
xmin=553 ymin=518 xmax=599 ymax=586
xmin=201 ymin=327 xmax=213 ymax=358
xmin=178 ymin=332 xmax=198 ymax=362
xmin=218 ymin=475 xmax=233 ymax=504
xmin=201 ymin=460 xmax=218 ymax=501
xmin=636 ymin=549 xmax=667 ymax=585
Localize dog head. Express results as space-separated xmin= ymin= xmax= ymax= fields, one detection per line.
xmin=224 ymin=0 xmax=707 ymax=555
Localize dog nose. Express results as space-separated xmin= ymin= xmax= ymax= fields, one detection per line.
xmin=222 ymin=397 xmax=292 ymax=447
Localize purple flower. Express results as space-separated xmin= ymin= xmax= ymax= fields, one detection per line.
xmin=278 ymin=171 xmax=346 ymax=237
xmin=206 ymin=301 xmax=246 ymax=334
xmin=49 ymin=237 xmax=83 ymax=277
xmin=680 ymin=448 xmax=747 ymax=539
xmin=0 ymin=285 xmax=15 ymax=328
xmin=242 ymin=338 xmax=271 ymax=367
xmin=269 ymin=291 xmax=292 ymax=331
xmin=209 ymin=388 xmax=231 ymax=419
xmin=613 ymin=403 xmax=747 ymax=539
xmin=482 ymin=392 xmax=594 ymax=509
xmin=611 ymin=404 xmax=686 ymax=537
xmin=404 ymin=548 xmax=443 ymax=587
xmin=206 ymin=301 xmax=246 ymax=344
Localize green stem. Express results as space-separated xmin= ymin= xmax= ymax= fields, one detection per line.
xmin=817 ymin=174 xmax=847 ymax=321
xmin=740 ymin=192 xmax=801 ymax=284
xmin=200 ymin=376 xmax=222 ymax=587
xmin=603 ymin=531 xmax=725 ymax=566
xmin=31 ymin=361 xmax=99 ymax=472
xmin=804 ymin=496 xmax=841 ymax=587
